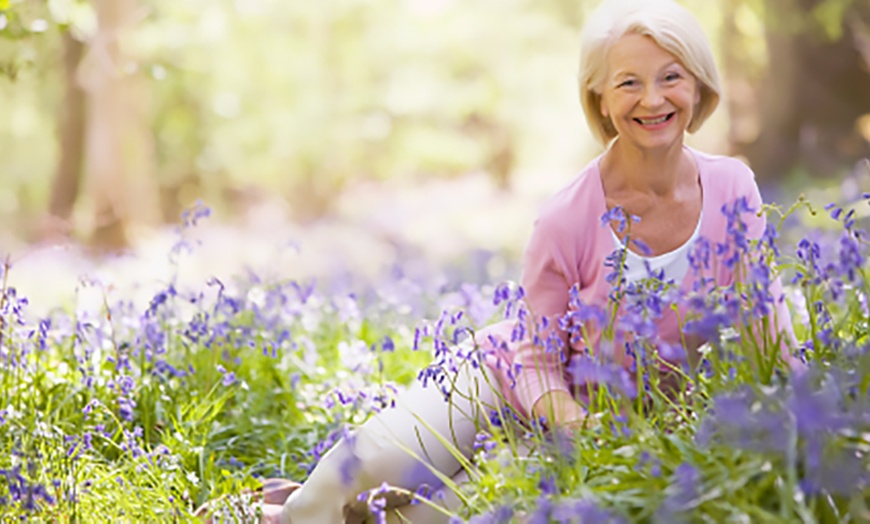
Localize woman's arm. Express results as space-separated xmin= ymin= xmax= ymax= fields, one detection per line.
xmin=512 ymin=215 xmax=589 ymax=429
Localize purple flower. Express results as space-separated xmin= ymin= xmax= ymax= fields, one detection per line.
xmin=601 ymin=206 xmax=627 ymax=231
xmin=118 ymin=396 xmax=136 ymax=422
xmin=760 ymin=223 xmax=780 ymax=257
xmin=654 ymin=462 xmax=700 ymax=522
xmin=473 ymin=432 xmax=498 ymax=455
xmin=809 ymin=445 xmax=870 ymax=495
xmin=836 ymin=232 xmax=865 ymax=283
xmin=631 ymin=237 xmax=653 ymax=256
xmin=216 ymin=364 xmax=236 ymax=386
xmin=551 ymin=498 xmax=627 ymax=523
xmin=527 ymin=495 xmax=554 ymax=524
xmin=688 ymin=236 xmax=712 ymax=273
xmin=468 ymin=505 xmax=514 ymax=523
xmin=538 ymin=475 xmax=558 ymax=496
xmin=682 ymin=310 xmax=731 ymax=341
xmin=616 ymin=310 xmax=657 ymax=340
xmin=181 ymin=199 xmax=211 ymax=227
xmin=566 ymin=355 xmax=637 ymax=399
xmin=600 ymin=206 xmax=640 ymax=233
xmin=603 ymin=248 xmax=628 ymax=289
xmin=787 ymin=371 xmax=845 ymax=435
xmin=696 ymin=387 xmax=790 ymax=455
xmin=658 ymin=342 xmax=687 ymax=363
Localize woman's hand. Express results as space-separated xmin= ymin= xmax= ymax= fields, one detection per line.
xmin=260 ymin=502 xmax=285 ymax=523
xmin=260 ymin=479 xmax=300 ymax=523
xmin=531 ymin=390 xmax=595 ymax=436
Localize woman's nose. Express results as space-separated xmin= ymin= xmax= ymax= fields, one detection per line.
xmin=641 ymin=85 xmax=665 ymax=108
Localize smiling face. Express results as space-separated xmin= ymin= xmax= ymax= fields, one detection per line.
xmin=599 ymin=33 xmax=700 ymax=151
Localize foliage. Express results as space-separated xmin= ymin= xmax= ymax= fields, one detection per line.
xmin=1 ymin=0 xmax=586 ymax=225
xmin=0 ymin=189 xmax=869 ymax=522
xmin=0 ymin=0 xmax=865 ymax=230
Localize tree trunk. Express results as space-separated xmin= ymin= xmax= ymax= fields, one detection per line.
xmin=80 ymin=0 xmax=159 ymax=252
xmin=738 ymin=0 xmax=870 ymax=180
xmin=45 ymin=29 xmax=87 ymax=240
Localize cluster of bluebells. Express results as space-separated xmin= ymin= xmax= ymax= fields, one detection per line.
xmin=462 ymin=497 xmax=626 ymax=524
xmin=653 ymin=463 xmax=701 ymax=523
xmin=415 ymin=282 xmax=523 ymax=401
xmin=2 ymin=202 xmax=514 ymax=520
xmin=0 ymin=461 xmax=57 ymax=513
xmin=0 ymin=287 xmax=32 ymax=370
xmin=697 ymin=362 xmax=870 ymax=496
xmin=790 ymin=198 xmax=868 ymax=359
xmin=417 ymin=191 xmax=870 ymax=520
xmin=0 ymin=190 xmax=868 ymax=522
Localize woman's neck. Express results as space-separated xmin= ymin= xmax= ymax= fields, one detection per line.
xmin=600 ymin=139 xmax=691 ymax=198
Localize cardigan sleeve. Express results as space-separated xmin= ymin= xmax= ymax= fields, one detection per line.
xmin=511 ymin=214 xmax=574 ymax=418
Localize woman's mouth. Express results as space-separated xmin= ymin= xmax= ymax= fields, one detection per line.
xmin=633 ymin=113 xmax=675 ymax=126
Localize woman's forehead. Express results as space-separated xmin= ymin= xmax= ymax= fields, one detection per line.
xmin=605 ymin=34 xmax=684 ymax=76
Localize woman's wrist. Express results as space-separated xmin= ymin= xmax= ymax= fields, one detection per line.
xmin=532 ymin=390 xmax=587 ymax=428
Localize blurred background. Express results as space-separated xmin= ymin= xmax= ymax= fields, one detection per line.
xmin=0 ymin=0 xmax=869 ymax=285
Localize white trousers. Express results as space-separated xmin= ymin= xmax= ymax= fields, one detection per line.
xmin=281 ymin=358 xmax=500 ymax=524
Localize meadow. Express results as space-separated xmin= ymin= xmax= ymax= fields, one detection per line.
xmin=1 ymin=187 xmax=869 ymax=523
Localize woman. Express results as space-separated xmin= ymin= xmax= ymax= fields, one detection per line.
xmin=250 ymin=0 xmax=796 ymax=522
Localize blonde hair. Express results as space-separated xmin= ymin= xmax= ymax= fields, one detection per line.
xmin=578 ymin=0 xmax=722 ymax=145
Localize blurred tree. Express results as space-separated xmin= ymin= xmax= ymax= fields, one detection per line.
xmin=2 ymin=0 xmax=160 ymax=249
xmin=79 ymin=0 xmax=158 ymax=250
xmin=1 ymin=0 xmax=67 ymax=240
xmin=0 ymin=0 xmax=586 ymax=231
xmin=730 ymin=0 xmax=870 ymax=179
xmin=46 ymin=27 xmax=86 ymax=238
xmin=137 ymin=0 xmax=576 ymax=220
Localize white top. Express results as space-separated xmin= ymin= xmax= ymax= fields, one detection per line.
xmin=610 ymin=216 xmax=702 ymax=285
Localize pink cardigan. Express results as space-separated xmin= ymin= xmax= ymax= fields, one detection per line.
xmin=478 ymin=147 xmax=794 ymax=419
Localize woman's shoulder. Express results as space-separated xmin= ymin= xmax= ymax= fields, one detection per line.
xmin=692 ymin=148 xmax=765 ymax=224
xmin=691 ymin=148 xmax=757 ymax=186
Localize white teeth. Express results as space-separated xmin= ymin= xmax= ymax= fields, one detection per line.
xmin=638 ymin=114 xmax=669 ymax=125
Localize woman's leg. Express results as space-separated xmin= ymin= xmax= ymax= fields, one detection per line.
xmin=281 ymin=358 xmax=499 ymax=524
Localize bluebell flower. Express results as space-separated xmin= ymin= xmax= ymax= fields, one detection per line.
xmin=567 ymin=355 xmax=637 ymax=399
xmin=600 ymin=206 xmax=627 ymax=231
xmin=696 ymin=387 xmax=790 ymax=455
xmin=787 ymin=371 xmax=845 ymax=436
xmin=631 ymin=237 xmax=653 ymax=256
xmin=836 ymin=232 xmax=865 ymax=283
xmin=654 ymin=462 xmax=700 ymax=523
xmin=683 ymin=311 xmax=731 ymax=341
xmin=824 ymin=202 xmax=843 ymax=221
xmin=216 ymin=364 xmax=236 ymax=386
xmin=538 ymin=475 xmax=558 ymax=496
xmin=180 ymin=199 xmax=211 ymax=227
xmin=468 ymin=505 xmax=514 ymax=523
xmin=550 ymin=498 xmax=627 ymax=523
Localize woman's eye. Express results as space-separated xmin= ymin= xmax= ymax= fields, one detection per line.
xmin=664 ymin=72 xmax=681 ymax=82
xmin=618 ymin=79 xmax=637 ymax=88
